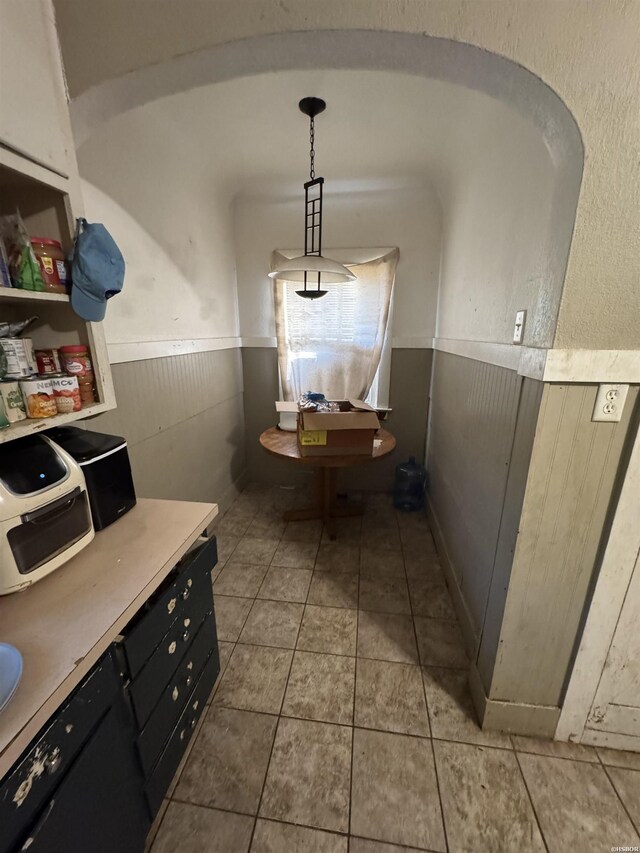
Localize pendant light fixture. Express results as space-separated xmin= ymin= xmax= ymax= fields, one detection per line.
xmin=269 ymin=97 xmax=356 ymax=299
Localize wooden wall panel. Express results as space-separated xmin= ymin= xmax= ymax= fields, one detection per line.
xmin=491 ymin=384 xmax=639 ymax=707
xmin=85 ymin=348 xmax=245 ymax=507
xmin=427 ymin=351 xmax=524 ymax=637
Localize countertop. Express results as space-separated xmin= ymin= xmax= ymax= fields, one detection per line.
xmin=0 ymin=497 xmax=218 ymax=778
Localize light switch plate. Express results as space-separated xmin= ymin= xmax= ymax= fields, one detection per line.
xmin=592 ymin=384 xmax=629 ymax=422
xmin=513 ymin=310 xmax=526 ymax=344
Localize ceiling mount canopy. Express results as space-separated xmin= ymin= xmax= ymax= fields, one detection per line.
xmin=268 ymin=96 xmax=356 ymax=299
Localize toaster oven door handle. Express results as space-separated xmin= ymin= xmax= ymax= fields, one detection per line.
xmin=21 ymin=486 xmax=83 ymax=524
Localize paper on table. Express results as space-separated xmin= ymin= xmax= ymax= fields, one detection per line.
xmin=373 ymin=439 xmax=382 ymax=449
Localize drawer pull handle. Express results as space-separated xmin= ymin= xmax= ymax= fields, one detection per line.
xmin=190 ymin=718 xmax=196 ymax=729
xmin=181 ymin=588 xmax=190 ymax=601
xmin=45 ymin=752 xmax=62 ymax=775
xmin=186 ymin=675 xmax=193 ymax=688
xmin=182 ymin=630 xmax=190 ymax=642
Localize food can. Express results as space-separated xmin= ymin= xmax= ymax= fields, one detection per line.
xmin=51 ymin=373 xmax=81 ymax=414
xmin=35 ymin=348 xmax=62 ymax=375
xmin=0 ymin=337 xmax=37 ymax=378
xmin=20 ymin=376 xmax=57 ymax=419
xmin=0 ymin=398 xmax=9 ymax=430
xmin=0 ymin=380 xmax=27 ymax=422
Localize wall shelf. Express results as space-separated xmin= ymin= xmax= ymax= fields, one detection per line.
xmin=0 ymin=402 xmax=111 ymax=444
xmin=0 ymin=287 xmax=69 ymax=305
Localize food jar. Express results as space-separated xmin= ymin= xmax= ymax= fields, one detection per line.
xmin=0 ymin=380 xmax=27 ymax=422
xmin=30 ymin=238 xmax=69 ymax=294
xmin=59 ymin=345 xmax=96 ymax=406
xmin=51 ymin=373 xmax=82 ymax=413
xmin=20 ymin=376 xmax=57 ymax=419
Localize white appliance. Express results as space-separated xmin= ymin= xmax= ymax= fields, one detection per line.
xmin=0 ymin=435 xmax=94 ymax=595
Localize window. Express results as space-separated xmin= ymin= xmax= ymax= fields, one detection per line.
xmin=273 ymin=248 xmax=398 ymax=405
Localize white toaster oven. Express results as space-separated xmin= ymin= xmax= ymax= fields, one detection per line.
xmin=0 ymin=435 xmax=94 ymax=595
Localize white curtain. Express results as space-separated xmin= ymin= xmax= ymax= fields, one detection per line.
xmin=272 ymin=248 xmax=398 ymax=401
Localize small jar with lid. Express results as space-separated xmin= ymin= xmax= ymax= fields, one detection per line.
xmin=30 ymin=238 xmax=70 ymax=294
xmin=59 ymin=345 xmax=96 ymax=406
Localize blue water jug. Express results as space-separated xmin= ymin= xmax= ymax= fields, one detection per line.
xmin=393 ymin=456 xmax=427 ymax=512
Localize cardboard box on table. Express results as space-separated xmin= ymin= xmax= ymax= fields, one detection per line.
xmin=275 ymin=400 xmax=381 ymax=457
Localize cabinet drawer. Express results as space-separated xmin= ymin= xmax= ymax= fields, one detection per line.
xmin=12 ymin=700 xmax=148 ymax=853
xmin=128 ymin=579 xmax=213 ymax=729
xmin=120 ymin=537 xmax=218 ymax=679
xmin=0 ymin=654 xmax=120 ymax=853
xmin=136 ymin=611 xmax=218 ymax=778
xmin=145 ymin=650 xmax=219 ymax=818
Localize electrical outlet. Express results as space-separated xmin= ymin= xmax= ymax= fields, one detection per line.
xmin=513 ymin=310 xmax=526 ymax=344
xmin=592 ymin=384 xmax=629 ymax=423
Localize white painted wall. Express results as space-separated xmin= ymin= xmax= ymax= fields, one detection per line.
xmin=436 ymin=102 xmax=568 ymax=348
xmin=76 ymin=108 xmax=239 ymax=347
xmin=233 ymin=184 xmax=441 ymax=342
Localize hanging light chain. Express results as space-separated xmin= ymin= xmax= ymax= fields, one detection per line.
xmin=309 ymin=114 xmax=315 ymax=180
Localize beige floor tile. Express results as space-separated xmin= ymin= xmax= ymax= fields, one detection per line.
xmin=396 ymin=511 xmax=431 ymax=531
xmin=233 ymin=536 xmax=280 ymax=565
xmin=349 ymin=840 xmax=424 ymax=853
xmin=400 ymin=529 xmax=437 ymax=552
xmin=246 ymin=513 xmax=287 ymax=540
xmin=357 ymin=611 xmax=418 ymax=664
xmin=272 ymin=540 xmax=319 ymax=569
xmin=519 ymin=752 xmax=639 ymax=850
xmin=403 ymin=551 xmax=443 ymax=578
xmin=283 ymin=519 xmax=323 ymax=542
xmin=238 ymin=599 xmax=304 ymax=648
xmin=414 ymin=617 xmax=467 ymax=668
xmin=597 ymin=746 xmax=640 ymax=770
xmin=512 ymin=734 xmax=598 ymax=762
xmin=151 ymin=802 xmax=253 ymax=853
xmin=360 ymin=548 xmax=405 ymax=577
xmin=351 ymin=728 xmax=446 ymax=851
xmin=359 ymin=576 xmax=411 ymax=614
xmin=315 ymin=543 xmax=360 ymax=573
xmin=251 ymin=819 xmax=347 ymax=853
xmin=215 ymin=514 xmax=253 ymax=539
xmin=308 ymin=572 xmax=359 ymax=608
xmin=215 ymin=534 xmax=240 ymax=564
xmin=297 ymin=605 xmax=357 ymax=655
xmin=282 ymin=650 xmax=355 ymax=725
xmin=214 ymin=595 xmax=253 ymax=641
xmin=174 ymin=705 xmax=276 ymax=814
xmin=213 ymin=561 xmax=269 ymax=598
xmin=321 ymin=517 xmax=362 ymax=545
xmin=258 ymin=565 xmax=313 ymax=603
xmin=435 ymin=740 xmax=545 ymax=853
xmin=355 ymin=659 xmax=430 ymax=736
xmin=211 ymin=562 xmax=225 ymax=582
xmin=607 ymin=767 xmax=640 ymax=833
xmin=361 ymin=528 xmax=402 ymax=552
xmin=260 ymin=717 xmax=352 ymax=832
xmin=422 ymin=667 xmax=512 ymax=749
xmin=407 ymin=574 xmax=456 ymax=620
xmin=212 ymin=643 xmax=293 ymax=713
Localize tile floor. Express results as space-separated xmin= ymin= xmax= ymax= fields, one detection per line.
xmin=149 ymin=484 xmax=640 ymax=853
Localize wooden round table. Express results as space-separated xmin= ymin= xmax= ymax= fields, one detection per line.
xmin=259 ymin=427 xmax=396 ymax=539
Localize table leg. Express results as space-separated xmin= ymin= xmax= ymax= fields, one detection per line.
xmin=281 ymin=467 xmax=363 ymax=537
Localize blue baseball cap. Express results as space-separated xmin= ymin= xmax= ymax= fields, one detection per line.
xmin=71 ymin=219 xmax=125 ymax=322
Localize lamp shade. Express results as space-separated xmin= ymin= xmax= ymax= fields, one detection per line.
xmin=268 ymin=254 xmax=356 ymax=283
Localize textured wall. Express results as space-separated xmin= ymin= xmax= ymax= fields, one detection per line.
xmin=85 ymin=349 xmax=246 ymax=508
xmin=54 ymin=3 xmax=640 ymax=349
xmin=242 ymin=347 xmax=431 ymax=492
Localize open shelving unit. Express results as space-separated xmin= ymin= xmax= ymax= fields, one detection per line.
xmin=0 ymin=146 xmax=115 ymax=444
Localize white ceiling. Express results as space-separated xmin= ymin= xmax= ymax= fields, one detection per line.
xmin=78 ymin=68 xmax=546 ymax=204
